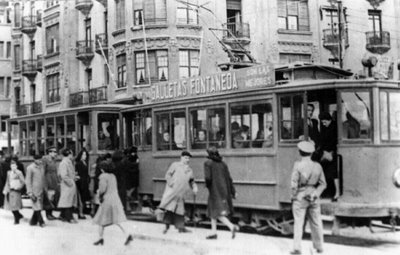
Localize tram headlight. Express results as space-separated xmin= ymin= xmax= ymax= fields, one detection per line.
xmin=393 ymin=168 xmax=400 ymax=188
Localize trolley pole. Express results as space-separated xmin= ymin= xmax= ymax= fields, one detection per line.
xmin=337 ymin=0 xmax=344 ymax=69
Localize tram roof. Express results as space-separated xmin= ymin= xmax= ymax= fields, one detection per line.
xmin=9 ymin=103 xmax=132 ymax=122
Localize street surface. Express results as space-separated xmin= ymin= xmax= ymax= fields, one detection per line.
xmin=0 ymin=208 xmax=399 ymax=255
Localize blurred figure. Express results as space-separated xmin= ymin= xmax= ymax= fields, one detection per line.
xmin=159 ymin=151 xmax=198 ymax=234
xmin=192 ymin=129 xmax=207 ymax=149
xmin=93 ymin=161 xmax=132 ymax=246
xmin=158 ymin=131 xmax=178 ymax=150
xmin=2 ymin=159 xmax=25 ymax=224
xmin=204 ymin=147 xmax=238 ymax=239
xmin=26 ymin=155 xmax=46 ymax=227
xmin=42 ymin=147 xmax=59 ymax=220
xmin=112 ymin=150 xmax=127 ymax=211
xmin=290 ymin=141 xmax=326 ymax=255
xmin=75 ymin=148 xmax=91 ymax=219
xmin=98 ymin=130 xmax=112 ymax=150
xmin=123 ymin=147 xmax=139 ymax=211
xmin=57 ymin=148 xmax=78 ymax=223
xmin=91 ymin=155 xmax=105 ymax=216
xmin=233 ymin=125 xmax=250 ymax=148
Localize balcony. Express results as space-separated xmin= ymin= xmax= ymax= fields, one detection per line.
xmin=366 ymin=31 xmax=390 ymax=54
xmin=75 ymin=0 xmax=93 ymax=16
xmin=37 ymin=55 xmax=43 ymax=72
xmin=70 ymin=91 xmax=89 ymax=107
xmin=16 ymin=104 xmax=29 ymax=116
xmin=21 ymin=16 xmax=37 ymax=38
xmin=22 ymin=59 xmax=38 ymax=81
xmin=36 ymin=11 xmax=42 ymax=27
xmin=95 ymin=33 xmax=108 ymax=55
xmin=322 ymin=28 xmax=349 ymax=51
xmin=222 ymin=22 xmax=251 ymax=45
xmin=76 ymin=40 xmax=94 ymax=66
xmin=89 ymin=86 xmax=107 ymax=104
xmin=95 ymin=0 xmax=107 ymax=7
xmin=31 ymin=101 xmax=42 ymax=114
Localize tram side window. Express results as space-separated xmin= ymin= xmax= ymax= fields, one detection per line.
xmin=124 ymin=109 xmax=151 ymax=150
xmin=380 ymin=91 xmax=400 ymax=140
xmin=156 ymin=110 xmax=186 ymax=151
xmin=66 ymin=115 xmax=76 ymax=154
xmin=230 ymin=101 xmax=273 ymax=148
xmin=37 ymin=119 xmax=45 ymax=155
xmin=280 ymin=95 xmax=303 ymax=140
xmin=190 ymin=107 xmax=226 ymax=150
xmin=46 ymin=118 xmax=55 ymax=150
xmin=19 ymin=121 xmax=28 ymax=156
xmin=28 ymin=121 xmax=36 ymax=156
xmin=98 ymin=113 xmax=119 ymax=150
xmin=56 ymin=116 xmax=65 ymax=151
xmin=341 ymin=91 xmax=371 ymax=140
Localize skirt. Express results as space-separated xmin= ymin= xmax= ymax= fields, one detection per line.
xmin=4 ymin=190 xmax=23 ymax=211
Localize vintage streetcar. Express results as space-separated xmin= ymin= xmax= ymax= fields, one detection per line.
xmin=9 ymin=63 xmax=400 ymax=234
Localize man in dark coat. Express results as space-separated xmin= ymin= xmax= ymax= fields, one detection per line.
xmin=204 ymin=147 xmax=239 ymax=239
xmin=297 ymin=104 xmax=320 ymax=145
xmin=112 ymin=150 xmax=127 ymax=211
xmin=42 ymin=147 xmax=59 ymax=220
xmin=122 ymin=147 xmax=140 ymax=211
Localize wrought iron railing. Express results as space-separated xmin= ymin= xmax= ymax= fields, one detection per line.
xmin=322 ymin=28 xmax=349 ymax=47
xmin=223 ymin=22 xmax=250 ymax=39
xmin=366 ymin=31 xmax=390 ymax=48
xmin=22 ymin=59 xmax=38 ymax=73
xmin=22 ymin=15 xmax=36 ymax=29
xmin=31 ymin=101 xmax=42 ymax=114
xmin=17 ymin=104 xmax=29 ymax=116
xmin=70 ymin=91 xmax=89 ymax=107
xmin=89 ymin=86 xmax=107 ymax=104
xmin=95 ymin=33 xmax=108 ymax=52
xmin=76 ymin=40 xmax=94 ymax=56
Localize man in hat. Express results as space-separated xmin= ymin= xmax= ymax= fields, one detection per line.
xmin=42 ymin=146 xmax=59 ymax=220
xmin=26 ymin=155 xmax=46 ymax=227
xmin=290 ymin=141 xmax=326 ymax=254
xmin=158 ymin=151 xmax=198 ymax=234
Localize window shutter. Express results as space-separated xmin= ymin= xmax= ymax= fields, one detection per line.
xmin=278 ymin=0 xmax=287 ymax=17
xmin=144 ymin=0 xmax=155 ymax=22
xmin=155 ymin=0 xmax=166 ymax=21
xmin=298 ymin=1 xmax=309 ymax=31
xmin=287 ymin=0 xmax=298 ymax=16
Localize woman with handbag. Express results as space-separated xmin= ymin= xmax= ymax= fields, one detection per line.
xmin=92 ymin=161 xmax=132 ymax=246
xmin=2 ymin=160 xmax=25 ymax=224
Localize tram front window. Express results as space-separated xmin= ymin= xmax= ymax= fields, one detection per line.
xmin=280 ymin=95 xmax=303 ymax=140
xmin=98 ymin=113 xmax=119 ymax=151
xmin=380 ymin=91 xmax=400 ymax=140
xmin=341 ymin=91 xmax=372 ymax=140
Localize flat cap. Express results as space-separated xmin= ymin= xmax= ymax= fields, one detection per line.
xmin=319 ymin=112 xmax=332 ymax=121
xmin=181 ymin=151 xmax=192 ymax=157
xmin=297 ymin=141 xmax=315 ymax=153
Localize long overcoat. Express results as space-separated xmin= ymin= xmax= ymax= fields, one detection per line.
xmin=93 ymin=173 xmax=126 ymax=226
xmin=159 ymin=161 xmax=194 ymax=216
xmin=42 ymin=155 xmax=59 ymax=191
xmin=204 ymin=158 xmax=235 ymax=218
xmin=3 ymin=169 xmax=25 ymax=211
xmin=26 ymin=163 xmax=46 ymax=210
xmin=57 ymin=157 xmax=77 ymax=208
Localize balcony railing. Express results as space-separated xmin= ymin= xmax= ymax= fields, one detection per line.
xmin=76 ymin=40 xmax=94 ymax=66
xmin=322 ymin=28 xmax=349 ymax=49
xmin=17 ymin=104 xmax=29 ymax=116
xmin=21 ymin=15 xmax=37 ymax=37
xmin=31 ymin=101 xmax=42 ymax=114
xmin=70 ymin=91 xmax=89 ymax=107
xmin=89 ymin=86 xmax=107 ymax=104
xmin=95 ymin=33 xmax=108 ymax=53
xmin=22 ymin=59 xmax=38 ymax=78
xmin=223 ymin=22 xmax=250 ymax=40
xmin=366 ymin=31 xmax=390 ymax=54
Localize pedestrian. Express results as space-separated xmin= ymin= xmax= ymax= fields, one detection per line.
xmin=92 ymin=161 xmax=133 ymax=246
xmin=112 ymin=150 xmax=127 ymax=212
xmin=25 ymin=155 xmax=46 ymax=227
xmin=75 ymin=148 xmax=91 ymax=219
xmin=91 ymin=155 xmax=104 ymax=216
xmin=42 ymin=146 xmax=59 ymax=220
xmin=159 ymin=151 xmax=198 ymax=234
xmin=204 ymin=146 xmax=239 ymax=239
xmin=57 ymin=148 xmax=78 ymax=223
xmin=290 ymin=141 xmax=326 ymax=255
xmin=2 ymin=159 xmax=25 ymax=224
xmin=122 ymin=146 xmax=139 ymax=211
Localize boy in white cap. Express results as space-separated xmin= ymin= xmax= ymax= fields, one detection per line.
xmin=290 ymin=141 xmax=326 ymax=255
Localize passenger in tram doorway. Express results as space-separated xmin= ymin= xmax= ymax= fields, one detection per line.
xmin=122 ymin=146 xmax=140 ymax=211
xmin=75 ymin=148 xmax=91 ymax=219
xmin=298 ymin=104 xmax=320 ymax=146
xmin=42 ymin=147 xmax=60 ymax=221
xmin=290 ymin=141 xmax=326 ymax=255
xmin=318 ymin=112 xmax=340 ymax=201
xmin=204 ymin=146 xmax=239 ymax=240
xmin=98 ymin=130 xmax=112 ymax=150
xmin=158 ymin=151 xmax=198 ymax=234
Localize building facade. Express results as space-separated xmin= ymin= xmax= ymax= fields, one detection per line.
xmin=8 ymin=0 xmax=400 ymax=156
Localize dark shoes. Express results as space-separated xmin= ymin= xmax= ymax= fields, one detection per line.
xmin=206 ymin=234 xmax=218 ymax=240
xmin=232 ymin=225 xmax=239 ymax=239
xmin=78 ymin=215 xmax=86 ymax=220
xmin=178 ymin=228 xmax=191 ymax=233
xmin=124 ymin=234 xmax=133 ymax=245
xmin=316 ymin=249 xmax=323 ymax=253
xmin=290 ymin=250 xmax=302 ymax=255
xmin=93 ymin=239 xmax=104 ymax=246
xmin=46 ymin=214 xmax=57 ymax=221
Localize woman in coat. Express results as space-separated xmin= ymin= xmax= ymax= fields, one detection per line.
xmin=75 ymin=148 xmax=91 ymax=219
xmin=159 ymin=151 xmax=197 ymax=234
xmin=57 ymin=148 xmax=78 ymax=223
xmin=204 ymin=146 xmax=239 ymax=239
xmin=2 ymin=159 xmax=25 ymax=224
xmin=92 ymin=161 xmax=132 ymax=246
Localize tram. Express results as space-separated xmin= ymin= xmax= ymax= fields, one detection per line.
xmin=9 ymin=63 xmax=400 ymax=234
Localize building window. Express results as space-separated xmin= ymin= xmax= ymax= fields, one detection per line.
xmin=6 ymin=77 xmax=11 ymax=98
xmin=133 ymin=9 xmax=143 ymax=26
xmin=85 ymin=18 xmax=91 ymax=42
xmin=135 ymin=50 xmax=168 ymax=85
xmin=14 ymin=45 xmax=20 ymax=69
xmin=0 ymin=77 xmax=4 ymax=95
xmin=115 ymin=0 xmax=125 ymax=30
xmin=0 ymin=42 xmax=4 ymax=58
xmin=177 ymin=0 xmax=198 ymax=25
xmin=368 ymin=10 xmax=382 ymax=33
xmin=278 ymin=0 xmax=309 ymax=31
xmin=117 ymin=54 xmax=126 ymax=88
xmin=46 ymin=73 xmax=60 ymax=103
xmin=6 ymin=42 xmax=11 ymax=58
xmin=279 ymin=53 xmax=311 ymax=64
xmin=46 ymin=0 xmax=59 ymax=8
xmin=179 ymin=50 xmax=199 ymax=78
xmin=6 ymin=8 xmax=11 ymax=24
xmin=46 ymin=24 xmax=59 ymax=54
xmin=14 ymin=3 xmax=21 ymax=27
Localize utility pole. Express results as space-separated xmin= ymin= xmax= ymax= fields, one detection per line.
xmin=337 ymin=0 xmax=344 ymax=69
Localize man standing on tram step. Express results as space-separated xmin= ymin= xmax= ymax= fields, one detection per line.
xmin=290 ymin=141 xmax=326 ymax=255
xmin=159 ymin=151 xmax=198 ymax=234
xmin=25 ymin=155 xmax=46 ymax=227
xmin=42 ymin=146 xmax=59 ymax=220
xmin=57 ymin=148 xmax=78 ymax=223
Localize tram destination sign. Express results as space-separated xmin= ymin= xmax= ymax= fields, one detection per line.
xmin=148 ymin=64 xmax=274 ymax=103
